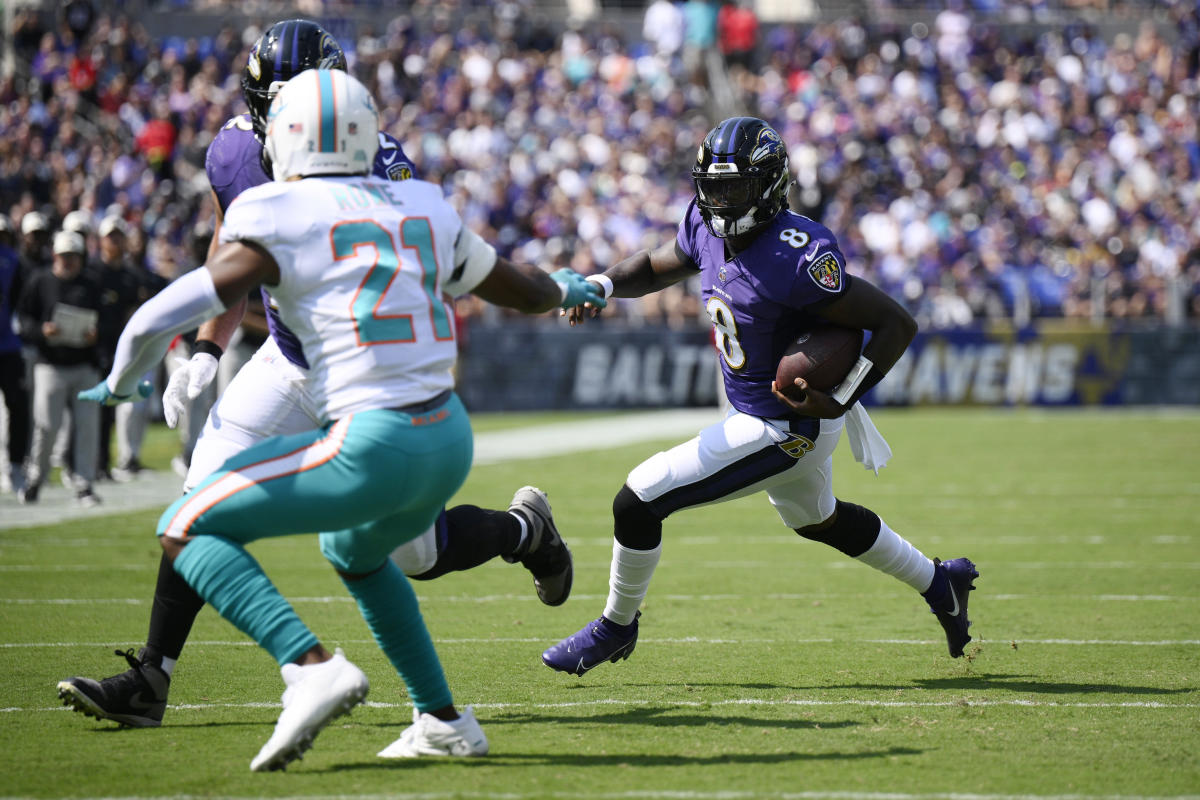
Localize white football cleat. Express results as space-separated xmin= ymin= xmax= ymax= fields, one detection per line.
xmin=377 ymin=705 xmax=488 ymax=758
xmin=249 ymin=648 xmax=369 ymax=772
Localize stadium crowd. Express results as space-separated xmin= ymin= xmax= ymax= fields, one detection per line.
xmin=1 ymin=0 xmax=1197 ymax=341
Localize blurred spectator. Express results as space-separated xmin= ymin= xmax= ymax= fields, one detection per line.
xmin=15 ymin=230 xmax=102 ymax=507
xmin=0 ymin=215 xmax=30 ymax=494
xmin=93 ymin=216 xmax=157 ymax=481
xmin=19 ymin=214 xmax=52 ymax=279
xmin=718 ymin=0 xmax=759 ymax=72
xmin=0 ymin=3 xmax=1195 ymax=338
xmin=682 ymin=0 xmax=719 ymax=78
xmin=643 ymin=0 xmax=686 ymax=59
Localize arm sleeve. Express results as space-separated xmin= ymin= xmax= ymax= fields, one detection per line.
xmin=107 ymin=268 xmax=227 ymax=397
xmin=443 ymin=226 xmax=498 ymax=297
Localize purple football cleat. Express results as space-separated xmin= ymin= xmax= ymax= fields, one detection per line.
xmin=927 ymin=557 xmax=979 ymax=658
xmin=542 ymin=612 xmax=640 ymax=676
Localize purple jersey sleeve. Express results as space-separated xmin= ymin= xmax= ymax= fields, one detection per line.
xmin=206 ymin=115 xmax=270 ymax=214
xmin=675 ymin=198 xmax=705 ymax=264
xmin=373 ymin=132 xmax=418 ymax=181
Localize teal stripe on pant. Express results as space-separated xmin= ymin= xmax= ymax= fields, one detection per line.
xmin=340 ymin=559 xmax=452 ymax=712
xmin=173 ymin=535 xmax=319 ymax=666
xmin=157 ymin=396 xmax=472 ymax=687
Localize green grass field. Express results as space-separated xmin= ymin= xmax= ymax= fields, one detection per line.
xmin=1 ymin=408 xmax=1198 ymax=799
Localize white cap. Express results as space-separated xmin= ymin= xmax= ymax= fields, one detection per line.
xmin=98 ymin=216 xmax=129 ymax=238
xmin=52 ymin=230 xmax=86 ymax=256
xmin=21 ymin=211 xmax=49 ymax=235
xmin=62 ymin=210 xmax=93 ymax=235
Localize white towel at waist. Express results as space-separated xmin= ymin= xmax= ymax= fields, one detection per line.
xmin=844 ymin=402 xmax=891 ymax=475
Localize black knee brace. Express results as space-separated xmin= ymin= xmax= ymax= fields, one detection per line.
xmin=795 ymin=500 xmax=881 ymax=557
xmin=613 ymin=484 xmax=664 ymax=551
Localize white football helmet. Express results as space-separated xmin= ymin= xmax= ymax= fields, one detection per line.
xmin=264 ymin=69 xmax=379 ymax=182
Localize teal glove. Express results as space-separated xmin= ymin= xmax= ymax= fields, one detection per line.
xmin=551 ymin=268 xmax=608 ymax=310
xmin=78 ymin=380 xmax=153 ymax=406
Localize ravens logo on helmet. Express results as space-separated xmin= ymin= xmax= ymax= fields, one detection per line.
xmin=691 ymin=117 xmax=791 ymax=239
xmin=242 ymin=19 xmax=347 ymax=138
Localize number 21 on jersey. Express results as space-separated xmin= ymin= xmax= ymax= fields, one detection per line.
xmin=331 ymin=218 xmax=455 ymax=346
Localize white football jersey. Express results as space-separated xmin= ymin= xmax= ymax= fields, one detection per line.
xmin=220 ymin=176 xmax=497 ymax=420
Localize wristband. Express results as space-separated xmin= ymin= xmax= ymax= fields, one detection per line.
xmin=586 ymin=274 xmax=614 ymax=299
xmin=831 ymin=355 xmax=875 ymax=407
xmin=193 ymin=339 xmax=224 ymax=359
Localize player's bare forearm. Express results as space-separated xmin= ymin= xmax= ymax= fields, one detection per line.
xmin=816 ymin=277 xmax=917 ymax=374
xmin=471 ymin=257 xmax=563 ymax=314
xmin=196 ymin=296 xmax=248 ymax=351
xmin=603 ymin=241 xmax=697 ymax=298
xmin=567 ymin=241 xmax=698 ymax=326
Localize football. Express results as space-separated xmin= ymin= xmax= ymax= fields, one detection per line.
xmin=775 ymin=324 xmax=864 ymax=400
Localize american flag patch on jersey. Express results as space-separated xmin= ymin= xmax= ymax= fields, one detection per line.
xmin=807 ymin=253 xmax=843 ymax=292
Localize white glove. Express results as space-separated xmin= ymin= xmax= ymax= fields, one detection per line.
xmin=162 ymin=352 xmax=218 ymax=429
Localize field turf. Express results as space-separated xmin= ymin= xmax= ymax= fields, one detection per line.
xmin=1 ymin=408 xmax=1197 ymax=799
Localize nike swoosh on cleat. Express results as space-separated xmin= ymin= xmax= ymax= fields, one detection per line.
xmin=945 ymin=588 xmax=961 ymax=618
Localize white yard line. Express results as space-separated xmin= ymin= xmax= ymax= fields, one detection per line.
xmin=0 ymin=409 xmax=719 ymax=531
xmin=0 ymin=795 xmax=1196 ymax=800
xmin=0 ymin=794 xmax=1192 ymax=800
xmin=4 ymin=592 xmax=1199 ymax=604
xmin=8 ymin=698 xmax=1198 ymax=715
xmin=5 ymin=637 xmax=1199 ymax=648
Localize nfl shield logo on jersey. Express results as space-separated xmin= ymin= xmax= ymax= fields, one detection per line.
xmin=807 ymin=253 xmax=842 ymax=292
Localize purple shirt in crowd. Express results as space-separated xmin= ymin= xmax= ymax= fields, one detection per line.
xmin=677 ymin=199 xmax=851 ymax=419
xmin=204 ymin=113 xmax=417 ymax=368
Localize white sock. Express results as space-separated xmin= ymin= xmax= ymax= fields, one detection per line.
xmin=855 ymin=519 xmax=935 ymax=592
xmin=603 ymin=541 xmax=662 ymax=625
xmin=511 ymin=512 xmax=529 ymax=554
xmin=160 ymin=656 xmax=177 ymax=677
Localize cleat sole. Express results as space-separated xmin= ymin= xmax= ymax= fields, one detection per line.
xmin=55 ymin=682 xmax=161 ymax=728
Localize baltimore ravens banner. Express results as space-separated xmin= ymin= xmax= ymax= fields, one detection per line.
xmin=866 ymin=324 xmax=1200 ymax=406
xmin=455 ymin=323 xmax=721 ymax=412
xmin=455 ymin=322 xmax=1200 ymax=411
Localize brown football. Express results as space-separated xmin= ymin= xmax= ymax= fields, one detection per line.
xmin=775 ymin=324 xmax=864 ymax=400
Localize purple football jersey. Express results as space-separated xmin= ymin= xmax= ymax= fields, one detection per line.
xmin=205 ymin=114 xmax=418 ymax=368
xmin=677 ymin=199 xmax=852 ymax=419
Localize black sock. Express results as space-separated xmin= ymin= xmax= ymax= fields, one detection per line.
xmin=409 ymin=505 xmax=522 ymax=581
xmin=143 ymin=552 xmax=206 ymax=664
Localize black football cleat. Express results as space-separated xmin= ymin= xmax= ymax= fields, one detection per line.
xmin=507 ymin=486 xmax=573 ymax=606
xmin=928 ymin=557 xmax=979 ymax=658
xmin=57 ymin=648 xmax=170 ymax=727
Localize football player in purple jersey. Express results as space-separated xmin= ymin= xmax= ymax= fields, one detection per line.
xmin=543 ymin=117 xmax=979 ymax=676
xmin=57 ymin=20 xmax=571 ymax=731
